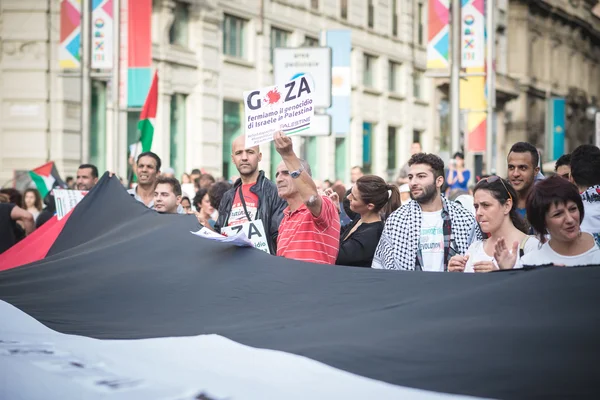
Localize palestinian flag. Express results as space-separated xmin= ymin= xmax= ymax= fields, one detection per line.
xmin=0 ymin=175 xmax=599 ymax=398
xmin=130 ymin=71 xmax=158 ymax=158
xmin=27 ymin=161 xmax=67 ymax=198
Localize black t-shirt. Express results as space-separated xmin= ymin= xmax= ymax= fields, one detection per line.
xmin=0 ymin=203 xmax=17 ymax=254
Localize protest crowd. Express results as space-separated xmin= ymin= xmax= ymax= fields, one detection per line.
xmin=2 ymin=134 xmax=600 ymax=271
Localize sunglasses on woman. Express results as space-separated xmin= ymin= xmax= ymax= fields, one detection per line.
xmin=477 ymin=176 xmax=513 ymax=203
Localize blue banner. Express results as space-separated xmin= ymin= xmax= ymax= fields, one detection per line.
xmin=546 ymin=98 xmax=565 ymax=161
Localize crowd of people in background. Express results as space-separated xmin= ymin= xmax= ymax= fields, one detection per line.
xmin=2 ymin=133 xmax=600 ymax=271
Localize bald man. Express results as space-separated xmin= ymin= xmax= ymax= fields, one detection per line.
xmin=210 ymin=136 xmax=287 ymax=255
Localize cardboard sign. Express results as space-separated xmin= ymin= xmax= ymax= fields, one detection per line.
xmin=53 ymin=189 xmax=88 ymax=220
xmin=244 ymin=75 xmax=315 ymax=147
xmin=221 ymin=219 xmax=270 ymax=253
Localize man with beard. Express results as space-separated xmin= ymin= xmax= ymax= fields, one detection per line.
xmin=153 ymin=176 xmax=182 ymax=214
xmin=76 ymin=164 xmax=99 ymax=191
xmin=372 ymin=153 xmax=481 ymax=271
xmin=210 ymin=135 xmax=287 ymax=255
xmin=507 ymin=142 xmax=540 ymax=223
xmin=128 ymin=152 xmax=162 ymax=209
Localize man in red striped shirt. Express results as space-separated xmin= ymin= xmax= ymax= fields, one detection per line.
xmin=273 ymin=131 xmax=340 ymax=264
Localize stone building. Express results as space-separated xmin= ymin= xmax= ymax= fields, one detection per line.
xmin=505 ymin=0 xmax=600 ymax=169
xmin=0 ymin=0 xmax=435 ymax=185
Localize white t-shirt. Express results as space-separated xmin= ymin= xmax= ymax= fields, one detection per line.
xmin=464 ymin=236 xmax=540 ymax=272
xmin=519 ymin=236 xmax=600 ymax=267
xmin=419 ymin=211 xmax=445 ymax=272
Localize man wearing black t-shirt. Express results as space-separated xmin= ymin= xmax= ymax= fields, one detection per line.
xmin=0 ymin=203 xmax=34 ymax=254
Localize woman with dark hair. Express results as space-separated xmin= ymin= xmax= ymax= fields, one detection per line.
xmin=495 ymin=176 xmax=600 ymax=268
xmin=180 ymin=196 xmax=192 ymax=214
xmin=449 ymin=176 xmax=539 ymax=273
xmin=193 ymin=188 xmax=216 ymax=228
xmin=329 ymin=175 xmax=401 ymax=267
xmin=446 ymin=152 xmax=471 ymax=194
xmin=24 ymin=188 xmax=43 ymax=221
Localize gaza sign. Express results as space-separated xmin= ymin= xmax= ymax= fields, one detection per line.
xmin=243 ymin=75 xmax=315 ymax=147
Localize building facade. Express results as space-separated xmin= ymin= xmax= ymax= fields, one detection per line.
xmin=0 ymin=0 xmax=435 ymax=186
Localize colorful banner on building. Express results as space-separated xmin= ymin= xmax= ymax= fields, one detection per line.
xmin=59 ymin=0 xmax=82 ymax=68
xmin=91 ymin=0 xmax=113 ymax=69
xmin=546 ymin=98 xmax=566 ymax=161
xmin=325 ymin=30 xmax=352 ymax=136
xmin=426 ymin=0 xmax=450 ymax=70
xmin=119 ymin=0 xmax=152 ymax=108
xmin=460 ymin=70 xmax=486 ymax=152
xmin=461 ymin=0 xmax=485 ymax=68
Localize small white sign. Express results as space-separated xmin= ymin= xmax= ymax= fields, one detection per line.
xmin=53 ymin=189 xmax=88 ymax=220
xmin=221 ymin=220 xmax=270 ymax=253
xmin=303 ymin=114 xmax=331 ymax=137
xmin=244 ymin=75 xmax=315 ymax=147
xmin=274 ymin=47 xmax=332 ymax=108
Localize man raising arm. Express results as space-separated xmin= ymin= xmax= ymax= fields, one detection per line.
xmin=274 ymin=131 xmax=340 ymax=264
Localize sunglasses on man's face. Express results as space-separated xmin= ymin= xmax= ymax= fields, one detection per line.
xmin=477 ymin=176 xmax=513 ymax=204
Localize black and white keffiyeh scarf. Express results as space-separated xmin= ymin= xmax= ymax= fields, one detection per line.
xmin=372 ymin=196 xmax=482 ymax=271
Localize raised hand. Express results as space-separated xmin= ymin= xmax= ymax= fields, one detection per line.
xmin=494 ymin=237 xmax=518 ymax=270
xmin=273 ymin=131 xmax=294 ymax=157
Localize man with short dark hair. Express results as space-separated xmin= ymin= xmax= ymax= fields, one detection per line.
xmin=212 ymin=135 xmax=287 ymax=255
xmin=199 ymin=173 xmax=216 ymax=189
xmin=154 ymin=176 xmax=182 ymax=214
xmin=373 ymin=153 xmax=481 ymax=271
xmin=507 ymin=142 xmax=540 ymax=221
xmin=554 ymin=154 xmax=571 ymax=180
xmin=570 ymin=144 xmax=600 ymax=235
xmin=76 ymin=164 xmax=99 ymax=190
xmin=128 ymin=151 xmax=162 ymax=208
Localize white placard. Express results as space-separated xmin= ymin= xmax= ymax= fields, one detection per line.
xmin=244 ymin=75 xmax=315 ymax=147
xmin=273 ymin=47 xmax=332 ymax=108
xmin=191 ymin=227 xmax=255 ymax=248
xmin=53 ymin=189 xmax=88 ymax=220
xmin=221 ymin=220 xmax=270 ymax=253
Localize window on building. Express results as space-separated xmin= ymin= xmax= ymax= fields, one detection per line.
xmin=413 ymin=69 xmax=423 ymax=99
xmin=413 ymin=129 xmax=422 ymax=144
xmin=90 ymin=80 xmax=107 ymax=173
xmin=271 ymin=27 xmax=291 ymax=64
xmin=392 ymin=0 xmax=399 ymax=36
xmin=387 ymin=126 xmax=397 ymax=171
xmin=363 ymin=122 xmax=374 ymax=173
xmin=363 ymin=54 xmax=377 ymax=88
xmin=417 ymin=1 xmax=424 ymax=46
xmin=223 ymin=100 xmax=243 ymax=179
xmin=388 ymin=61 xmax=402 ymax=93
xmin=341 ymin=0 xmax=348 ymax=19
xmin=169 ymin=2 xmax=189 ymax=47
xmin=304 ymin=36 xmax=320 ymax=47
xmin=335 ymin=137 xmax=346 ymax=181
xmin=170 ymin=94 xmax=187 ymax=177
xmin=368 ymin=0 xmax=374 ymax=28
xmin=311 ymin=0 xmax=319 ymax=10
xmin=223 ymin=14 xmax=247 ymax=59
